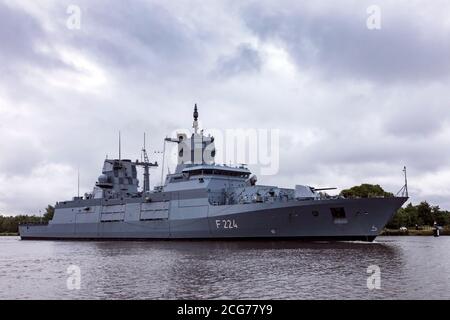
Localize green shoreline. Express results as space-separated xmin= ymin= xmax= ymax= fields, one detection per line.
xmin=381 ymin=229 xmax=450 ymax=236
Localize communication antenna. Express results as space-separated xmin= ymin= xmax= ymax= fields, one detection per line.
xmin=142 ymin=133 xmax=149 ymax=161
xmin=141 ymin=133 xmax=146 ymax=162
xmin=77 ymin=167 xmax=80 ymax=198
xmin=403 ymin=166 xmax=409 ymax=197
xmin=160 ymin=139 xmax=167 ymax=186
xmin=118 ymin=131 xmax=122 ymax=160
xmin=141 ymin=133 xmax=150 ymax=192
xmin=396 ymin=166 xmax=409 ymax=197
xmin=134 ymin=132 xmax=158 ymax=193
xmin=193 ymin=103 xmax=199 ymax=134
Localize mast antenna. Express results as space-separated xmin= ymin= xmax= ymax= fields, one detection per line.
xmin=134 ymin=132 xmax=158 ymax=192
xmin=118 ymin=131 xmax=122 ymax=160
xmin=142 ymin=133 xmax=150 ymax=163
xmin=142 ymin=132 xmax=150 ymax=192
xmin=160 ymin=139 xmax=167 ymax=186
xmin=193 ymin=103 xmax=199 ymax=134
xmin=396 ymin=166 xmax=409 ymax=197
xmin=403 ymin=166 xmax=408 ymax=197
xmin=77 ymin=167 xmax=80 ymax=198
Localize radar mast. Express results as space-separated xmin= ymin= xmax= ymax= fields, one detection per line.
xmin=135 ymin=132 xmax=158 ymax=192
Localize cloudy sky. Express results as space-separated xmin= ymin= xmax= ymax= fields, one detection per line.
xmin=1 ymin=0 xmax=450 ymax=214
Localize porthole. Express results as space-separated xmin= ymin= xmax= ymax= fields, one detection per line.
xmin=312 ymin=210 xmax=319 ymax=217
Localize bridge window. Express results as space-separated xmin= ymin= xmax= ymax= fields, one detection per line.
xmin=187 ymin=169 xmax=249 ymax=178
xmin=189 ymin=170 xmax=202 ymax=176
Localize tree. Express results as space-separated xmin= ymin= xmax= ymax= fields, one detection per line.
xmin=385 ymin=207 xmax=405 ymax=229
xmin=386 ymin=202 xmax=450 ymax=229
xmin=340 ymin=184 xmax=394 ymax=199
xmin=43 ymin=205 xmax=55 ymax=222
xmin=403 ymin=203 xmax=420 ymax=226
xmin=0 ymin=215 xmax=42 ymax=233
xmin=431 ymin=205 xmax=449 ymax=226
xmin=417 ymin=202 xmax=434 ymax=226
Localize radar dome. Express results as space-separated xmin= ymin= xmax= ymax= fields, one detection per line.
xmin=98 ymin=174 xmax=108 ymax=183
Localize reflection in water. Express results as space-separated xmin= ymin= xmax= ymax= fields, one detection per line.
xmin=1 ymin=237 xmax=449 ymax=299
xmin=158 ymin=241 xmax=401 ymax=299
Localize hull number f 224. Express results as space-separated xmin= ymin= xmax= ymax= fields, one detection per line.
xmin=215 ymin=219 xmax=238 ymax=229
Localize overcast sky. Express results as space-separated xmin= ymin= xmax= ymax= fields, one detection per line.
xmin=1 ymin=0 xmax=450 ymax=214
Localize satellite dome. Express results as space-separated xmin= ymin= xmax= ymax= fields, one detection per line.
xmin=98 ymin=174 xmax=108 ymax=183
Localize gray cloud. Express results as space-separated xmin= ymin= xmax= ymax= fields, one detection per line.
xmin=242 ymin=1 xmax=450 ymax=83
xmin=0 ymin=2 xmax=47 ymax=65
xmin=1 ymin=0 xmax=450 ymax=213
xmin=0 ymin=2 xmax=75 ymax=81
xmin=215 ymin=43 xmax=262 ymax=77
xmin=71 ymin=0 xmax=204 ymax=73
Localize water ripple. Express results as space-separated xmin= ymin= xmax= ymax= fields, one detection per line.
xmin=0 ymin=236 xmax=449 ymax=299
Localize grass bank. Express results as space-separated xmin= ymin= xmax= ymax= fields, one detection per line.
xmin=0 ymin=232 xmax=19 ymax=236
xmin=381 ymin=228 xmax=450 ymax=236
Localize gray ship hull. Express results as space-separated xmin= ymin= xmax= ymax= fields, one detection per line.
xmin=19 ymin=197 xmax=407 ymax=242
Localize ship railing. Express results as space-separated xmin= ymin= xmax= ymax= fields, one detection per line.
xmin=19 ymin=222 xmax=49 ymax=226
xmin=342 ymin=195 xmax=397 ymax=199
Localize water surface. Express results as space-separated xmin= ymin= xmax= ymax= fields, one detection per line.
xmin=0 ymin=236 xmax=449 ymax=299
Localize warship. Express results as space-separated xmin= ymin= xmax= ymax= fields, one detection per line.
xmin=19 ymin=105 xmax=408 ymax=242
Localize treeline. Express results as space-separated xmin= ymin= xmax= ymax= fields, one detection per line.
xmin=340 ymin=184 xmax=394 ymax=198
xmin=386 ymin=202 xmax=450 ymax=229
xmin=0 ymin=206 xmax=54 ymax=234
